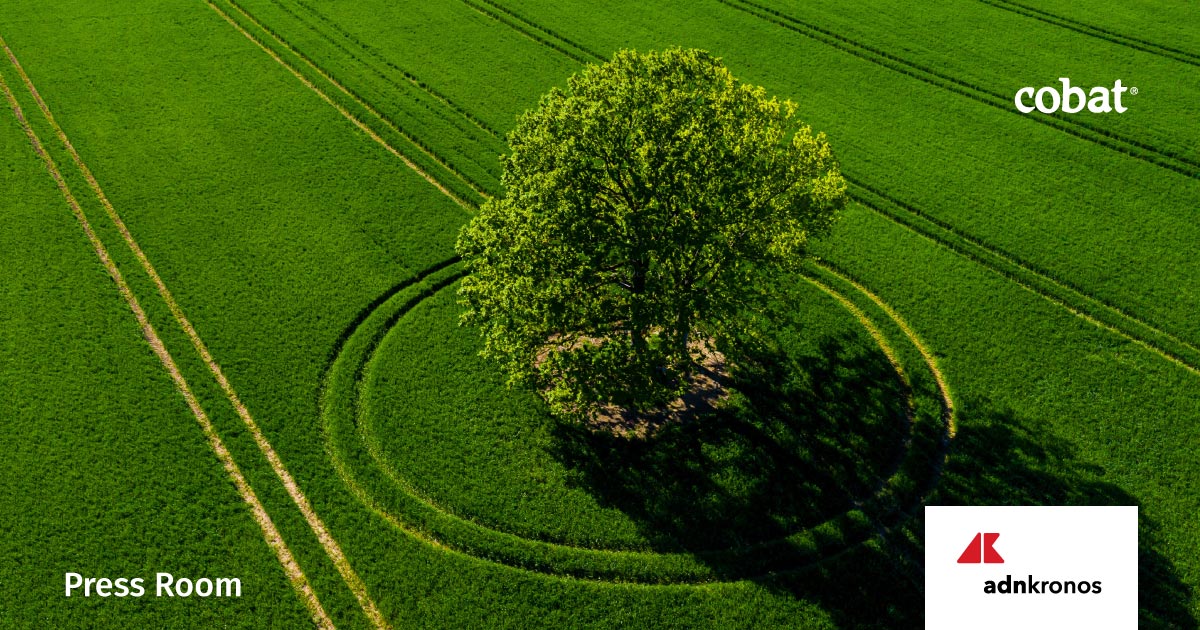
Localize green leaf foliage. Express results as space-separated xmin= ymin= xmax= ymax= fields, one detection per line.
xmin=457 ymin=47 xmax=847 ymax=418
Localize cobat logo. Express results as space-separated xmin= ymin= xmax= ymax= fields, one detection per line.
xmin=1014 ymin=79 xmax=1137 ymax=114
xmin=957 ymin=532 xmax=1004 ymax=564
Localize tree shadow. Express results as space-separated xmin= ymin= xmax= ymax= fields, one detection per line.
xmin=754 ymin=401 xmax=1197 ymax=629
xmin=549 ymin=331 xmax=911 ymax=552
xmin=549 ymin=322 xmax=1195 ymax=627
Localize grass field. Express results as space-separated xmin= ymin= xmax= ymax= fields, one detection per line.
xmin=0 ymin=0 xmax=1196 ymax=627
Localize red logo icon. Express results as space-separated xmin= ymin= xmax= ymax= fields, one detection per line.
xmin=958 ymin=532 xmax=1004 ymax=564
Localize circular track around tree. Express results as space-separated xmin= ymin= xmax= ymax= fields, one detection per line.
xmin=319 ymin=259 xmax=954 ymax=584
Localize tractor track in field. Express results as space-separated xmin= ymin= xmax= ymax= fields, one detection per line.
xmin=975 ymin=0 xmax=1200 ymax=68
xmin=458 ymin=0 xmax=604 ymax=65
xmin=438 ymin=0 xmax=1200 ymax=379
xmin=318 ymin=259 xmax=954 ymax=584
xmin=256 ymin=0 xmax=502 ymax=150
xmin=806 ymin=264 xmax=957 ymax=596
xmin=456 ymin=0 xmax=601 ymax=67
xmin=274 ymin=0 xmax=505 ymax=141
xmin=217 ymin=0 xmax=553 ymax=201
xmin=466 ymin=0 xmax=1200 ymax=179
xmin=212 ymin=0 xmax=487 ymax=207
xmin=813 ymin=264 xmax=956 ymax=440
xmin=0 ymin=52 xmax=336 ymax=630
xmin=3 ymin=34 xmax=393 ymax=630
xmin=846 ymin=180 xmax=1200 ymax=377
xmin=715 ymin=0 xmax=1200 ymax=180
xmin=258 ymin=0 xmax=495 ymax=148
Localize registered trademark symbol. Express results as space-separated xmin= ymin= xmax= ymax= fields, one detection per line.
xmin=1012 ymin=80 xmax=1137 ymax=114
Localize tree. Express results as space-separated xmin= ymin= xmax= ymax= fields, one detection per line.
xmin=457 ymin=47 xmax=847 ymax=422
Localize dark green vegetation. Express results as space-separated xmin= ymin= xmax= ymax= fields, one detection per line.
xmin=0 ymin=0 xmax=1196 ymax=628
xmin=457 ymin=47 xmax=846 ymax=418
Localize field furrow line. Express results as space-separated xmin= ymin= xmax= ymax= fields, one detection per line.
xmin=848 ymin=176 xmax=1200 ymax=355
xmin=807 ymin=265 xmax=950 ymax=597
xmin=976 ymin=0 xmax=1200 ymax=67
xmin=322 ymin=257 xmax=462 ymax=378
xmin=0 ymin=62 xmax=335 ymax=630
xmin=2 ymin=35 xmax=393 ymax=630
xmin=812 ymin=263 xmax=958 ymax=439
xmin=418 ymin=0 xmax=1200 ymax=376
xmin=798 ymin=272 xmax=936 ymax=594
xmin=846 ymin=186 xmax=1200 ymax=379
xmin=457 ymin=0 xmax=591 ymax=64
xmin=258 ymin=0 xmax=489 ymax=143
xmin=458 ymin=0 xmax=606 ymax=65
xmin=716 ymin=0 xmax=1200 ymax=180
xmin=213 ymin=0 xmax=488 ymax=206
xmin=278 ymin=0 xmax=505 ymax=141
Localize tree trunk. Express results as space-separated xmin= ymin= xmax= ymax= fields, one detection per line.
xmin=631 ymin=325 xmax=647 ymax=357
xmin=630 ymin=260 xmax=648 ymax=358
xmin=676 ymin=306 xmax=692 ymax=377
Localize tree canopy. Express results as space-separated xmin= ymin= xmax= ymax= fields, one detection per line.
xmin=457 ymin=47 xmax=847 ymax=421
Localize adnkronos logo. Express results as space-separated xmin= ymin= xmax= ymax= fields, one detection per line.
xmin=926 ymin=506 xmax=1137 ymax=629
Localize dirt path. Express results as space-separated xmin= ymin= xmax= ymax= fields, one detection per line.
xmin=3 ymin=34 xmax=393 ymax=630
xmin=0 ymin=61 xmax=335 ymax=630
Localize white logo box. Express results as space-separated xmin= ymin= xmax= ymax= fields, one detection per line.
xmin=925 ymin=506 xmax=1137 ymax=630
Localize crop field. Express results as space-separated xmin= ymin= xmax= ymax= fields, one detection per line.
xmin=0 ymin=0 xmax=1196 ymax=627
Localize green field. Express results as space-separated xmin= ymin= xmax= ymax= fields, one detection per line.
xmin=1 ymin=0 xmax=1196 ymax=627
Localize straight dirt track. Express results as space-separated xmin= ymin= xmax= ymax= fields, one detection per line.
xmin=209 ymin=0 xmax=479 ymax=211
xmin=0 ymin=59 xmax=335 ymax=630
xmin=1 ymin=33 xmax=392 ymax=630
